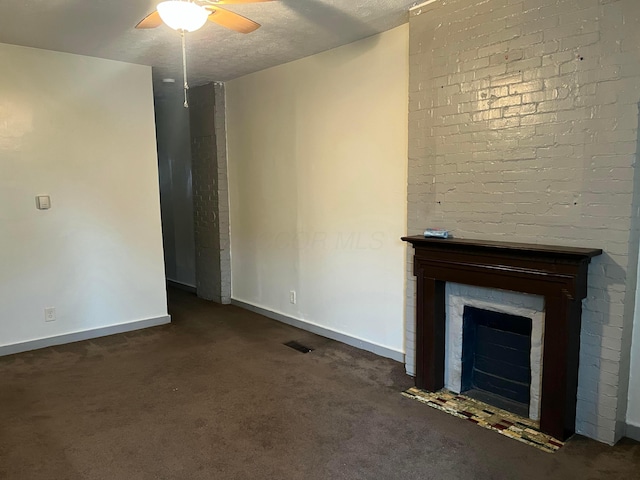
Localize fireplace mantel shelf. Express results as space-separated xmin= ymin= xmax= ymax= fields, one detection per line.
xmin=401 ymin=236 xmax=602 ymax=259
xmin=402 ymin=235 xmax=602 ymax=441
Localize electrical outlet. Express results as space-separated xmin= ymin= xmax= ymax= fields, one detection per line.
xmin=289 ymin=290 xmax=296 ymax=304
xmin=44 ymin=307 xmax=56 ymax=322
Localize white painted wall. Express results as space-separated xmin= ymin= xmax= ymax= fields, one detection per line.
xmin=226 ymin=25 xmax=409 ymax=357
xmin=0 ymin=43 xmax=168 ymax=349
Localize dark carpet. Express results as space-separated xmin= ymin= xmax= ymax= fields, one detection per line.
xmin=1 ymin=288 xmax=639 ymax=479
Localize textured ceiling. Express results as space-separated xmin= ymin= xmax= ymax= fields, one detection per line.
xmin=0 ymin=0 xmax=415 ymax=88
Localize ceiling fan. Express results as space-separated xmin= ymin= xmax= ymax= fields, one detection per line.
xmin=136 ymin=0 xmax=275 ymax=34
xmin=136 ymin=0 xmax=275 ymax=108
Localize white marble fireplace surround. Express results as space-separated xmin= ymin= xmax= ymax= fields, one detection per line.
xmin=445 ymin=283 xmax=545 ymax=421
xmin=405 ymin=0 xmax=640 ymax=444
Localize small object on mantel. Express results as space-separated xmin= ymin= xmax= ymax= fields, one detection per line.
xmin=424 ymin=228 xmax=450 ymax=238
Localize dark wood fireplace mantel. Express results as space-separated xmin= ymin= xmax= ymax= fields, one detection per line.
xmin=402 ymin=236 xmax=602 ymax=441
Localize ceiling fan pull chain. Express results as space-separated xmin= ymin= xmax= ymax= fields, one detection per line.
xmin=181 ymin=30 xmax=189 ymax=108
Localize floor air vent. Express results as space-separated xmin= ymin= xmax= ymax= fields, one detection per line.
xmin=284 ymin=341 xmax=313 ymax=353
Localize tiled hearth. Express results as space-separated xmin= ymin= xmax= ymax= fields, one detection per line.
xmin=402 ymin=387 xmax=564 ymax=453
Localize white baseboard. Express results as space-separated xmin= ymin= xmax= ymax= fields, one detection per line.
xmin=626 ymin=422 xmax=640 ymax=442
xmin=231 ymin=299 xmax=404 ymax=363
xmin=0 ymin=315 xmax=171 ymax=357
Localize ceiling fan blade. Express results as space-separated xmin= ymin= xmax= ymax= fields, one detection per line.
xmin=135 ymin=10 xmax=162 ymax=29
xmin=206 ymin=6 xmax=261 ymax=33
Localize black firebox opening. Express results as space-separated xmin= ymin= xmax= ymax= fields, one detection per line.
xmin=460 ymin=306 xmax=533 ymax=417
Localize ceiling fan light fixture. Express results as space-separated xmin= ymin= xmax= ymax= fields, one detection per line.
xmin=157 ymin=1 xmax=209 ymax=32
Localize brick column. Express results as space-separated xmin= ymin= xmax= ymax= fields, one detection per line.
xmin=189 ymin=82 xmax=231 ymax=304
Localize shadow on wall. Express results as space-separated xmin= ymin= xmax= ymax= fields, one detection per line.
xmin=613 ymin=102 xmax=640 ymax=427
xmin=581 ymin=102 xmax=640 ymax=442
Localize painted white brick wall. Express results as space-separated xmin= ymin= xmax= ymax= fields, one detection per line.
xmin=214 ymin=82 xmax=232 ymax=304
xmin=190 ymin=83 xmax=232 ymax=304
xmin=407 ymin=0 xmax=640 ymax=444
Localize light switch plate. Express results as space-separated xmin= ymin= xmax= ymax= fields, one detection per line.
xmin=36 ymin=195 xmax=51 ymax=210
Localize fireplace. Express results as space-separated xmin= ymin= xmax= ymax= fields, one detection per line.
xmin=445 ymin=284 xmax=545 ymax=420
xmin=460 ymin=305 xmax=533 ymax=417
xmin=402 ymin=236 xmax=602 ymax=441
